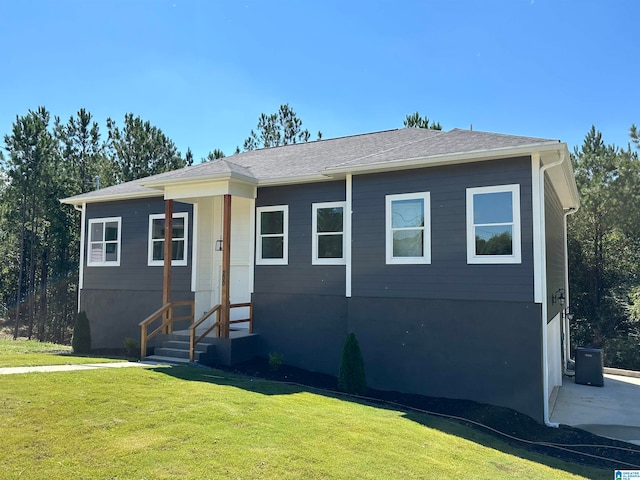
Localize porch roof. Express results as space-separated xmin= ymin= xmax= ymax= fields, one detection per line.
xmin=60 ymin=127 xmax=578 ymax=208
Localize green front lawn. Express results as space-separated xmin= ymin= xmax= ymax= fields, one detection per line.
xmin=0 ymin=338 xmax=124 ymax=367
xmin=0 ymin=365 xmax=607 ymax=479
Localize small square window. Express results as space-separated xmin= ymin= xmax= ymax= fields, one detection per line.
xmin=87 ymin=217 xmax=121 ymax=266
xmin=148 ymin=212 xmax=188 ymax=266
xmin=385 ymin=192 xmax=431 ymax=264
xmin=466 ymin=184 xmax=521 ymax=264
xmin=256 ymin=206 xmax=288 ymax=265
xmin=312 ymin=202 xmax=346 ymax=265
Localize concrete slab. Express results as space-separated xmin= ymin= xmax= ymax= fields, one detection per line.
xmin=550 ymin=373 xmax=640 ymax=445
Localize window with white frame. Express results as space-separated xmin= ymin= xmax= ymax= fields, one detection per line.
xmin=148 ymin=212 xmax=188 ymax=266
xmin=87 ymin=217 xmax=121 ymax=266
xmin=312 ymin=202 xmax=346 ymax=265
xmin=466 ymin=184 xmax=521 ymax=264
xmin=385 ymin=192 xmax=431 ymax=264
xmin=256 ymin=205 xmax=288 ymax=265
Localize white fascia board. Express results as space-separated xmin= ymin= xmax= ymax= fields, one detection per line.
xmin=60 ymin=190 xmax=162 ymax=207
xmin=322 ymin=142 xmax=564 ymax=176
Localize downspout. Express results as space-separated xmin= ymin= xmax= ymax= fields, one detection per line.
xmin=563 ymin=206 xmax=579 ymax=372
xmin=73 ymin=202 xmax=86 ymax=313
xmin=539 ymin=152 xmax=566 ymax=427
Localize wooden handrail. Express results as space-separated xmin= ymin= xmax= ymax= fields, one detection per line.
xmin=188 ymin=302 xmax=254 ymax=362
xmin=139 ymin=300 xmax=194 ymax=358
xmin=189 ymin=304 xmax=221 ymax=361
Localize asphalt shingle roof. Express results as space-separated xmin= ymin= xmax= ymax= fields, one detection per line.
xmin=61 ymin=128 xmax=560 ymax=204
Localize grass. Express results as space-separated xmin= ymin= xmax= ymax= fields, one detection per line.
xmin=0 ymin=364 xmax=608 ymax=479
xmin=0 ymin=338 xmax=125 ymax=367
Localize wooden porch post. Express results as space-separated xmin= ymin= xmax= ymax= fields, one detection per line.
xmin=220 ymin=194 xmax=231 ymax=338
xmin=163 ymin=199 xmax=173 ymax=333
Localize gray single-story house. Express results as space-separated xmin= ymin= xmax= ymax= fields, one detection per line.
xmin=61 ymin=127 xmax=580 ymax=424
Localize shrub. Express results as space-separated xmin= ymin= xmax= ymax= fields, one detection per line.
xmin=603 ymin=337 xmax=640 ymax=370
xmin=338 ymin=333 xmax=367 ymax=395
xmin=268 ymin=352 xmax=283 ymax=371
xmin=123 ymin=337 xmax=139 ymax=358
xmin=72 ymin=311 xmax=91 ymax=354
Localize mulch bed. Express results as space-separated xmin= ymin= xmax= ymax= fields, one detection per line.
xmin=223 ymin=356 xmax=640 ymax=471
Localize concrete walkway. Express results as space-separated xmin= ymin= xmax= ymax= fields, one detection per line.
xmin=0 ymin=361 xmax=157 ymax=375
xmin=550 ymin=373 xmax=640 ymax=445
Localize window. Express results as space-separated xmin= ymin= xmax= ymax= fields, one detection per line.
xmin=385 ymin=192 xmax=431 ymax=264
xmin=256 ymin=205 xmax=288 ymax=265
xmin=312 ymin=202 xmax=346 ymax=265
xmin=466 ymin=184 xmax=521 ymax=264
xmin=87 ymin=217 xmax=121 ymax=266
xmin=148 ymin=212 xmax=188 ymax=266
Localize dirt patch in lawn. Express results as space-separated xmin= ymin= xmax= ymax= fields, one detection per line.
xmin=223 ymin=356 xmax=640 ymax=471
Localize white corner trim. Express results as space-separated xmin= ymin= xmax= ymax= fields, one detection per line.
xmin=249 ymin=198 xmax=256 ymax=294
xmin=191 ymin=204 xmax=198 ymax=292
xmin=77 ymin=202 xmax=86 ymax=312
xmin=345 ymin=175 xmax=352 ymax=297
xmin=531 ymin=155 xmax=543 ymax=303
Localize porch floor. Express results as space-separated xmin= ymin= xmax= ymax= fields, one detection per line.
xmin=550 ymin=372 xmax=640 ymax=445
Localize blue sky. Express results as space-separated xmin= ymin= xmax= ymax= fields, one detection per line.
xmin=0 ymin=0 xmax=637 ymax=162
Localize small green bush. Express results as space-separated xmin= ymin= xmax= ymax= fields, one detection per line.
xmin=123 ymin=337 xmax=139 ymax=358
xmin=338 ymin=333 xmax=367 ymax=395
xmin=604 ymin=337 xmax=640 ymax=370
xmin=268 ymin=352 xmax=283 ymax=371
xmin=72 ymin=311 xmax=91 ymax=354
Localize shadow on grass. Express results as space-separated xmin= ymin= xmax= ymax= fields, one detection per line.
xmin=153 ymin=361 xmax=639 ymax=478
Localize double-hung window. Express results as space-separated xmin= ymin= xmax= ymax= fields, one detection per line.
xmin=312 ymin=202 xmax=346 ymax=265
xmin=87 ymin=217 xmax=121 ymax=266
xmin=466 ymin=184 xmax=521 ymax=264
xmin=385 ymin=192 xmax=431 ymax=264
xmin=148 ymin=212 xmax=188 ymax=266
xmin=256 ymin=205 xmax=288 ymax=265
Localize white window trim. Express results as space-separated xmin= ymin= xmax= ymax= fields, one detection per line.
xmin=256 ymin=205 xmax=288 ymax=265
xmin=385 ymin=192 xmax=431 ymax=265
xmin=312 ymin=201 xmax=346 ymax=265
xmin=147 ymin=212 xmax=189 ymax=267
xmin=466 ymin=184 xmax=521 ymax=264
xmin=87 ymin=217 xmax=122 ymax=267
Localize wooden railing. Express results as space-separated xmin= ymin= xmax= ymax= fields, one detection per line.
xmin=189 ymin=302 xmax=254 ymax=362
xmin=139 ymin=300 xmax=194 ymax=358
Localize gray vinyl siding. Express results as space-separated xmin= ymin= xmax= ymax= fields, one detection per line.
xmin=254 ymin=181 xmax=346 ymax=296
xmin=351 ymin=157 xmax=534 ymax=301
xmin=545 ymin=175 xmax=565 ymax=321
xmin=83 ymin=198 xmax=193 ymax=292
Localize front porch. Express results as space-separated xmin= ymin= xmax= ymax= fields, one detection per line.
xmin=139 ymin=165 xmax=259 ymax=366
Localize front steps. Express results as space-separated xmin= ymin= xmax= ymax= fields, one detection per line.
xmin=143 ymin=329 xmax=261 ymax=366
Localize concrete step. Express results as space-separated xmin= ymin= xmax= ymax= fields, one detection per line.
xmin=154 ymin=347 xmax=191 ymax=359
xmin=162 ymin=340 xmax=210 ymax=352
xmin=143 ymin=355 xmax=193 ymax=365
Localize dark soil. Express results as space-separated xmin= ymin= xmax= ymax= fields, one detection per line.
xmin=223 ymin=356 xmax=640 ymax=471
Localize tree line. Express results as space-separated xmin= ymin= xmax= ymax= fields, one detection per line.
xmin=0 ymin=108 xmax=193 ymax=342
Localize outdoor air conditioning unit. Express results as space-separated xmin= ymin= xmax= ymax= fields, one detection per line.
xmin=575 ymin=347 xmax=604 ymax=387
